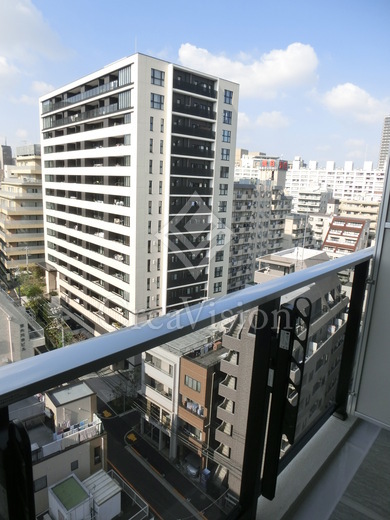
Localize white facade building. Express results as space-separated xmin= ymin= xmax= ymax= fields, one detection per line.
xmin=39 ymin=53 xmax=239 ymax=336
xmin=296 ymin=187 xmax=333 ymax=214
xmin=0 ymin=145 xmax=44 ymax=274
xmin=286 ymin=157 xmax=385 ymax=211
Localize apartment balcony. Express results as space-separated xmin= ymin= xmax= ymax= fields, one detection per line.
xmin=172 ymin=104 xmax=216 ymax=120
xmin=171 ymin=145 xmax=214 ymax=159
xmin=172 ymin=123 xmax=215 ymax=140
xmin=170 ymin=164 xmax=213 ymax=177
xmin=2 ymin=245 xmax=390 ymax=520
xmin=178 ymin=403 xmax=205 ymax=430
xmin=173 ymin=77 xmax=217 ymax=98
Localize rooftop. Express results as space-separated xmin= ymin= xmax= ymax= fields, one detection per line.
xmin=46 ymin=381 xmax=94 ymax=407
xmin=50 ymin=475 xmax=89 ymax=511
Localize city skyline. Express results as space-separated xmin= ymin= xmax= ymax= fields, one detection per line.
xmin=1 ymin=0 xmax=389 ymax=167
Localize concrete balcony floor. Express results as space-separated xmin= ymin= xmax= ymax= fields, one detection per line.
xmin=257 ymin=416 xmax=390 ymax=520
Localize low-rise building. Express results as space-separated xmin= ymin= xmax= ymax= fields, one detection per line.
xmin=322 ymin=216 xmax=370 ymax=259
xmin=338 ymin=199 xmax=380 ymax=245
xmin=9 ymin=381 xmax=107 ymax=515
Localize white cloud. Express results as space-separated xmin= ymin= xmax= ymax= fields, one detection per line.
xmin=178 ymin=42 xmax=318 ymax=99
xmin=322 ymin=83 xmax=390 ymax=123
xmin=0 ymin=56 xmax=20 ymax=92
xmin=345 ymin=138 xmax=365 ymax=148
xmin=238 ymin=112 xmax=251 ymax=128
xmin=31 ymin=81 xmax=55 ymax=96
xmin=0 ymin=0 xmax=66 ymax=63
xmin=11 ymin=80 xmax=55 ymax=105
xmin=16 ymin=129 xmax=28 ymax=139
xmin=256 ymin=111 xmax=290 ymax=129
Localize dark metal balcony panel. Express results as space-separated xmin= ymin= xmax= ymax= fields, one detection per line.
xmin=172 ymin=105 xmax=216 ymax=120
xmin=0 ymin=247 xmax=374 ymax=408
xmin=168 ymin=253 xmax=209 ymax=270
xmin=167 ymin=272 xmax=208 ymax=288
xmin=167 ymin=239 xmax=210 ymax=251
xmin=172 ymin=125 xmax=215 ymax=140
xmin=168 ymin=224 xmax=211 ymax=236
xmin=170 ymin=166 xmax=213 ymax=177
xmin=173 ymin=78 xmax=217 ymax=98
xmin=171 ymin=146 xmax=214 ymax=159
xmin=170 ymin=186 xmax=212 ymax=196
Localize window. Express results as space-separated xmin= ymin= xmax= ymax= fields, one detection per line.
xmin=157 ymin=276 xmax=160 ymax=288
xmin=148 ymin=201 xmax=152 ymax=214
xmin=216 ymin=234 xmax=225 ymax=245
xmin=160 ymin=140 xmax=163 ymax=154
xmin=219 ymin=184 xmax=228 ymax=195
xmin=223 ymin=110 xmax=232 ymax=124
xmin=220 ymin=167 xmax=229 ymax=178
xmin=94 ymin=446 xmax=101 ymax=464
xmin=222 ymin=129 xmax=231 ymax=143
xmin=151 ymin=93 xmax=164 ymax=109
xmin=34 ymin=475 xmax=47 ymax=492
xmin=149 ymin=159 xmax=153 ymax=174
xmin=151 ymin=68 xmax=165 ymax=86
xmin=71 ymin=460 xmax=78 ymax=471
xmin=216 ymin=251 xmax=224 ymax=262
xmin=214 ymin=282 xmax=222 ymax=293
xmin=150 ymin=116 xmax=154 ymax=131
xmin=159 ymin=181 xmax=163 ymax=194
xmin=160 ymin=118 xmax=164 ymax=132
xmin=148 ymin=240 xmax=151 ymax=253
xmin=158 ymin=201 xmax=162 ymax=214
xmin=149 ymin=139 xmax=153 ymax=153
xmin=147 ymin=259 xmax=151 ymax=272
xmin=149 ymin=181 xmax=153 ymax=194
xmin=157 ymin=258 xmax=161 ymax=271
xmin=158 ymin=220 xmax=161 ymax=233
xmin=147 ymin=278 xmax=150 ymax=290
xmin=185 ymin=375 xmax=201 ymax=392
xmin=218 ymin=201 xmax=227 ymax=212
xmin=221 ymin=148 xmax=230 ymax=161
xmin=148 ymin=221 xmax=151 ymax=234
xmin=215 ymin=267 xmax=223 ymax=278
xmin=159 ymin=160 xmax=163 ymax=174
xmin=218 ymin=218 xmax=226 ymax=229
xmin=224 ymin=89 xmax=233 ymax=104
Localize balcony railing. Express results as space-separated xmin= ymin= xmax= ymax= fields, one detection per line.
xmin=0 ymin=246 xmax=374 ymax=519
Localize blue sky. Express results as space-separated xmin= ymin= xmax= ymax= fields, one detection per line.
xmin=1 ymin=0 xmax=389 ymax=167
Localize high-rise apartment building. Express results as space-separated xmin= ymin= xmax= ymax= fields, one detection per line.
xmin=378 ymin=115 xmax=390 ymax=170
xmin=0 ymin=145 xmax=44 ymax=275
xmin=39 ymin=53 xmax=239 ymax=336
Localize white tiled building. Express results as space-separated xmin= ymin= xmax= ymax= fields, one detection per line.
xmin=286 ymin=157 xmax=384 ymax=211
xmin=39 ymin=53 xmax=239 ymax=336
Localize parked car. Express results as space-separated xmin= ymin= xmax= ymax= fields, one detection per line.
xmin=184 ymin=453 xmax=201 ymax=478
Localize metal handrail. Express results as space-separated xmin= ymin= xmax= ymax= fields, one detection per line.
xmin=0 ymin=247 xmax=374 ymax=408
